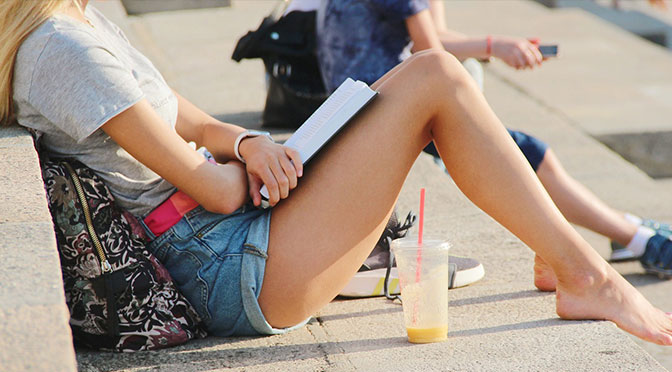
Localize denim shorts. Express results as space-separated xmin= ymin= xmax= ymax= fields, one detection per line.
xmin=142 ymin=204 xmax=309 ymax=336
xmin=507 ymin=129 xmax=548 ymax=171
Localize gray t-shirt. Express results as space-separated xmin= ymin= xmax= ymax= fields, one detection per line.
xmin=13 ymin=6 xmax=178 ymax=217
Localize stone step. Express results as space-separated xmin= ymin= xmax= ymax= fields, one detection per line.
xmin=443 ymin=1 xmax=672 ymax=136
xmin=538 ymin=0 xmax=672 ymax=48
xmin=0 ymin=126 xmax=77 ymax=372
xmin=120 ymin=0 xmax=231 ymax=15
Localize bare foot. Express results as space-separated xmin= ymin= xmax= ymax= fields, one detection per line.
xmin=555 ymin=264 xmax=672 ymax=345
xmin=534 ymin=254 xmax=557 ymax=292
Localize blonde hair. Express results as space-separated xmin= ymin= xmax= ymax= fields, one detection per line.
xmin=0 ymin=0 xmax=83 ymax=126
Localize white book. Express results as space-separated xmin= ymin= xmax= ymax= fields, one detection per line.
xmin=261 ymin=78 xmax=378 ymax=200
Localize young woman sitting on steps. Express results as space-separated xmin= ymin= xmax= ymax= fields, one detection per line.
xmin=2 ymin=0 xmax=672 ymax=344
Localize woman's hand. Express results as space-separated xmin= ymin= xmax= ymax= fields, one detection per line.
xmin=491 ymin=36 xmax=543 ymax=70
xmin=238 ymin=136 xmax=303 ymax=207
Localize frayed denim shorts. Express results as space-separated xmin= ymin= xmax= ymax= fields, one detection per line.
xmin=142 ymin=204 xmax=309 ymax=336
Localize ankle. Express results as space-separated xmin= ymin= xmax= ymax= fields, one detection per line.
xmin=556 ymin=260 xmax=610 ymax=293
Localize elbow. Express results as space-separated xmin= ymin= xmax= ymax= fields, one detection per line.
xmin=201 ymin=197 xmax=244 ymax=215
xmin=195 ymin=162 xmax=249 ymax=215
xmin=199 ymin=183 xmax=247 ymax=215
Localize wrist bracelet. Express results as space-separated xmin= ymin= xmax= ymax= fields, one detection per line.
xmin=486 ymin=35 xmax=492 ymax=57
xmin=234 ymin=130 xmax=274 ymax=164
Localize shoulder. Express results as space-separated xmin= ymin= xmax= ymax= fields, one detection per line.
xmin=15 ymin=15 xmax=130 ymax=103
xmin=18 ymin=16 xmax=107 ymax=69
xmin=15 ymin=18 xmax=97 ymax=98
xmin=24 ymin=15 xmax=123 ymax=77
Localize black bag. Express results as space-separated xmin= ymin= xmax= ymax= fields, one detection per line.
xmin=42 ymin=159 xmax=206 ymax=351
xmin=232 ymin=9 xmax=328 ymax=128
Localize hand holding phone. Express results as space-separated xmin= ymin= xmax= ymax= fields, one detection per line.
xmin=528 ymin=38 xmax=558 ymax=58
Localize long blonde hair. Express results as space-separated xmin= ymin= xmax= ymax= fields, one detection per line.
xmin=0 ymin=0 xmax=83 ymax=126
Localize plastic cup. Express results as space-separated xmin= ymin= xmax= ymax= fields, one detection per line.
xmin=391 ymin=237 xmax=450 ymax=343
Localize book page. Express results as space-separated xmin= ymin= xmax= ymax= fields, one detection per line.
xmin=284 ymin=78 xmax=360 ymax=151
xmin=260 ymin=78 xmax=377 ymax=200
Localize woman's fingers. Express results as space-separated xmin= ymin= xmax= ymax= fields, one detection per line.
xmin=259 ymin=165 xmax=280 ymax=206
xmin=530 ymin=45 xmax=544 ymax=65
xmin=521 ymin=49 xmax=536 ymax=69
xmin=247 ymin=144 xmax=303 ymax=206
xmin=269 ymin=159 xmax=290 ymax=199
xmin=248 ymin=174 xmax=264 ymax=207
xmin=279 ymin=155 xmax=298 ymax=189
xmin=512 ymin=48 xmax=526 ymax=69
xmin=285 ymin=147 xmax=303 ymax=177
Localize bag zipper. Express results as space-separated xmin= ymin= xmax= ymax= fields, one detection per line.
xmin=62 ymin=162 xmax=112 ymax=274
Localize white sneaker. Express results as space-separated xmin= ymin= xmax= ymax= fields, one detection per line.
xmin=339 ymin=255 xmax=485 ymax=297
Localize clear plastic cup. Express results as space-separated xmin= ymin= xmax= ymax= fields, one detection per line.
xmin=391 ymin=237 xmax=450 ymax=343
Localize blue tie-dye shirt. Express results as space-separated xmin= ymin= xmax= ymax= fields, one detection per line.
xmin=317 ymin=0 xmax=429 ymax=92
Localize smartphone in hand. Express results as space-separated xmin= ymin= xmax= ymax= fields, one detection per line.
xmin=538 ymin=45 xmax=558 ymax=58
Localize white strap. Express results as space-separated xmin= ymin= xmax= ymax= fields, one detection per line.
xmin=234 ymin=131 xmax=250 ymax=163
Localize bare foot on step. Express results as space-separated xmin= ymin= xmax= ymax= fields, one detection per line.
xmin=555 ymin=264 xmax=672 ymax=345
xmin=534 ymin=254 xmax=557 ymax=292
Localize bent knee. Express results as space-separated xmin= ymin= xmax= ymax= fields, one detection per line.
xmin=406 ymin=50 xmax=472 ymax=87
xmin=259 ymin=293 xmax=318 ymax=329
xmin=536 ymin=149 xmax=563 ymax=178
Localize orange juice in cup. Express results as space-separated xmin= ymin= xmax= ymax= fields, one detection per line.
xmin=391 ymin=238 xmax=450 ymax=344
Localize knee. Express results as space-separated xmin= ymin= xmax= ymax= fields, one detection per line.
xmin=537 ymin=149 xmax=564 ymax=180
xmin=406 ymin=50 xmax=474 ymax=90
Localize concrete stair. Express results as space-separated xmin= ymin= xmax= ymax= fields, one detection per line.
xmin=0 ymin=129 xmax=76 ymax=372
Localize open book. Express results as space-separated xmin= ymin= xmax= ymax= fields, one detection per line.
xmin=260 ymin=78 xmax=378 ymax=199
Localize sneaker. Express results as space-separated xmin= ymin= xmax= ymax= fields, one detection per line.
xmin=610 ymin=219 xmax=672 ymax=262
xmin=640 ymin=232 xmax=672 ymax=279
xmin=339 ymin=210 xmax=485 ymax=297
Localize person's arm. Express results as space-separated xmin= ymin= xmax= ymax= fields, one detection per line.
xmin=419 ymin=0 xmax=543 ymax=69
xmin=405 ymin=9 xmax=443 ymax=52
xmin=101 ymin=99 xmax=249 ymax=214
xmin=173 ymin=90 xmax=244 ymax=162
xmin=173 ymin=92 xmax=303 ymax=207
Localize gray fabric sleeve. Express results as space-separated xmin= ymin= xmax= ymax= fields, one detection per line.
xmin=28 ymin=31 xmax=144 ymax=143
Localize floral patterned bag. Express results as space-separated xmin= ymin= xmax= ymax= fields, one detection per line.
xmin=42 ymin=159 xmax=206 ymax=352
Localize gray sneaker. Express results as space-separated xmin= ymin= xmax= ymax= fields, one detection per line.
xmin=339 ymin=211 xmax=485 ymax=297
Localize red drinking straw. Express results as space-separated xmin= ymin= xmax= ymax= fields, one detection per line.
xmin=418 ymin=188 xmax=425 ymax=246
xmin=412 ymin=188 xmax=425 ymax=325
xmin=416 ymin=188 xmax=425 ymax=284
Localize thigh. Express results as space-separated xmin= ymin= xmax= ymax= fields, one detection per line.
xmin=259 ymin=51 xmax=471 ymax=328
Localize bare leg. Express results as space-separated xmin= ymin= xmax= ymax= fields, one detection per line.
xmin=533 ymin=149 xmax=639 ymax=291
xmin=258 ymin=50 xmax=672 ymax=345
xmin=537 ymin=149 xmax=637 ymax=246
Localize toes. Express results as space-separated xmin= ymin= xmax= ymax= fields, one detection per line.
xmin=656 ymin=332 xmax=672 ymax=346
